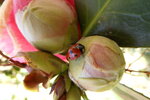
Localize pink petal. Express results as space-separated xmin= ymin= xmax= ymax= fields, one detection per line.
xmin=0 ymin=0 xmax=77 ymax=62
xmin=0 ymin=0 xmax=14 ymax=55
xmin=0 ymin=29 xmax=14 ymax=55
xmin=7 ymin=11 xmax=37 ymax=53
xmin=66 ymin=0 xmax=75 ymax=7
xmin=13 ymin=0 xmax=32 ymax=13
xmin=13 ymin=0 xmax=75 ymax=14
xmin=0 ymin=0 xmax=37 ymax=56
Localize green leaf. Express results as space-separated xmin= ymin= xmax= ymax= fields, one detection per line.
xmin=75 ymin=0 xmax=150 ymax=47
xmin=63 ymin=72 xmax=72 ymax=92
xmin=113 ymin=83 xmax=150 ymax=100
xmin=66 ymin=84 xmax=82 ymax=100
xmin=18 ymin=51 xmax=68 ymax=75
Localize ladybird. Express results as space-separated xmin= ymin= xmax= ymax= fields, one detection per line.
xmin=66 ymin=43 xmax=85 ymax=60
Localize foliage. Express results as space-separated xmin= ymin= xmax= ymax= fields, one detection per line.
xmin=75 ymin=0 xmax=150 ymax=47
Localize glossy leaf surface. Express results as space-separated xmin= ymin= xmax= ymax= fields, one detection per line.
xmin=75 ymin=0 xmax=150 ymax=47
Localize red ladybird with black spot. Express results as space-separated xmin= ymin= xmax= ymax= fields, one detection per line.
xmin=66 ymin=43 xmax=85 ymax=60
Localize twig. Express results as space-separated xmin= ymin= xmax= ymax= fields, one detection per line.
xmin=0 ymin=63 xmax=16 ymax=66
xmin=80 ymin=90 xmax=89 ymax=100
xmin=125 ymin=69 xmax=150 ymax=75
xmin=0 ymin=50 xmax=27 ymax=68
xmin=127 ymin=49 xmax=149 ymax=69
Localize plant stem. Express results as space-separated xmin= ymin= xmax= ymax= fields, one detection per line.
xmin=0 ymin=50 xmax=26 ymax=68
xmin=81 ymin=91 xmax=89 ymax=100
xmin=125 ymin=69 xmax=150 ymax=75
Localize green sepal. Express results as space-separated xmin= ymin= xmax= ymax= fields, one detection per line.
xmin=63 ymin=71 xmax=72 ymax=92
xmin=66 ymin=84 xmax=82 ymax=100
xmin=18 ymin=51 xmax=68 ymax=74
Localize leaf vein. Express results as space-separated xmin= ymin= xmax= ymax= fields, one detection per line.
xmin=83 ymin=0 xmax=112 ymax=36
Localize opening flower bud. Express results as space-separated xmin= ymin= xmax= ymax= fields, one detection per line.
xmin=68 ymin=36 xmax=125 ymax=92
xmin=15 ymin=0 xmax=79 ymax=53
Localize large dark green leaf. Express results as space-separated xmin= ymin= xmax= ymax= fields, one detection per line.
xmin=75 ymin=0 xmax=150 ymax=47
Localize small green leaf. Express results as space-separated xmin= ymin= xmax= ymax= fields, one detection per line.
xmin=81 ymin=91 xmax=89 ymax=100
xmin=66 ymin=84 xmax=82 ymax=100
xmin=63 ymin=72 xmax=71 ymax=92
xmin=75 ymin=0 xmax=150 ymax=47
xmin=18 ymin=51 xmax=68 ymax=74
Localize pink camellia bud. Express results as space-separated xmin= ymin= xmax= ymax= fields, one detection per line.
xmin=0 ymin=0 xmax=77 ymax=56
xmin=15 ymin=0 xmax=79 ymax=54
xmin=68 ymin=36 xmax=125 ymax=92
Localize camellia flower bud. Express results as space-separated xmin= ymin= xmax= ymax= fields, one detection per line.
xmin=15 ymin=0 xmax=79 ymax=53
xmin=68 ymin=36 xmax=125 ymax=92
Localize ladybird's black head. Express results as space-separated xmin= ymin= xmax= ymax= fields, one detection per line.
xmin=76 ymin=44 xmax=85 ymax=53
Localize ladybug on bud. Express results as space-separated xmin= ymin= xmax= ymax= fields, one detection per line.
xmin=66 ymin=44 xmax=85 ymax=60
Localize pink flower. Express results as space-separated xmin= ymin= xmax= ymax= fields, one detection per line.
xmin=0 ymin=0 xmax=76 ymax=91
xmin=0 ymin=0 xmax=77 ymax=59
xmin=0 ymin=0 xmax=36 ymax=56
